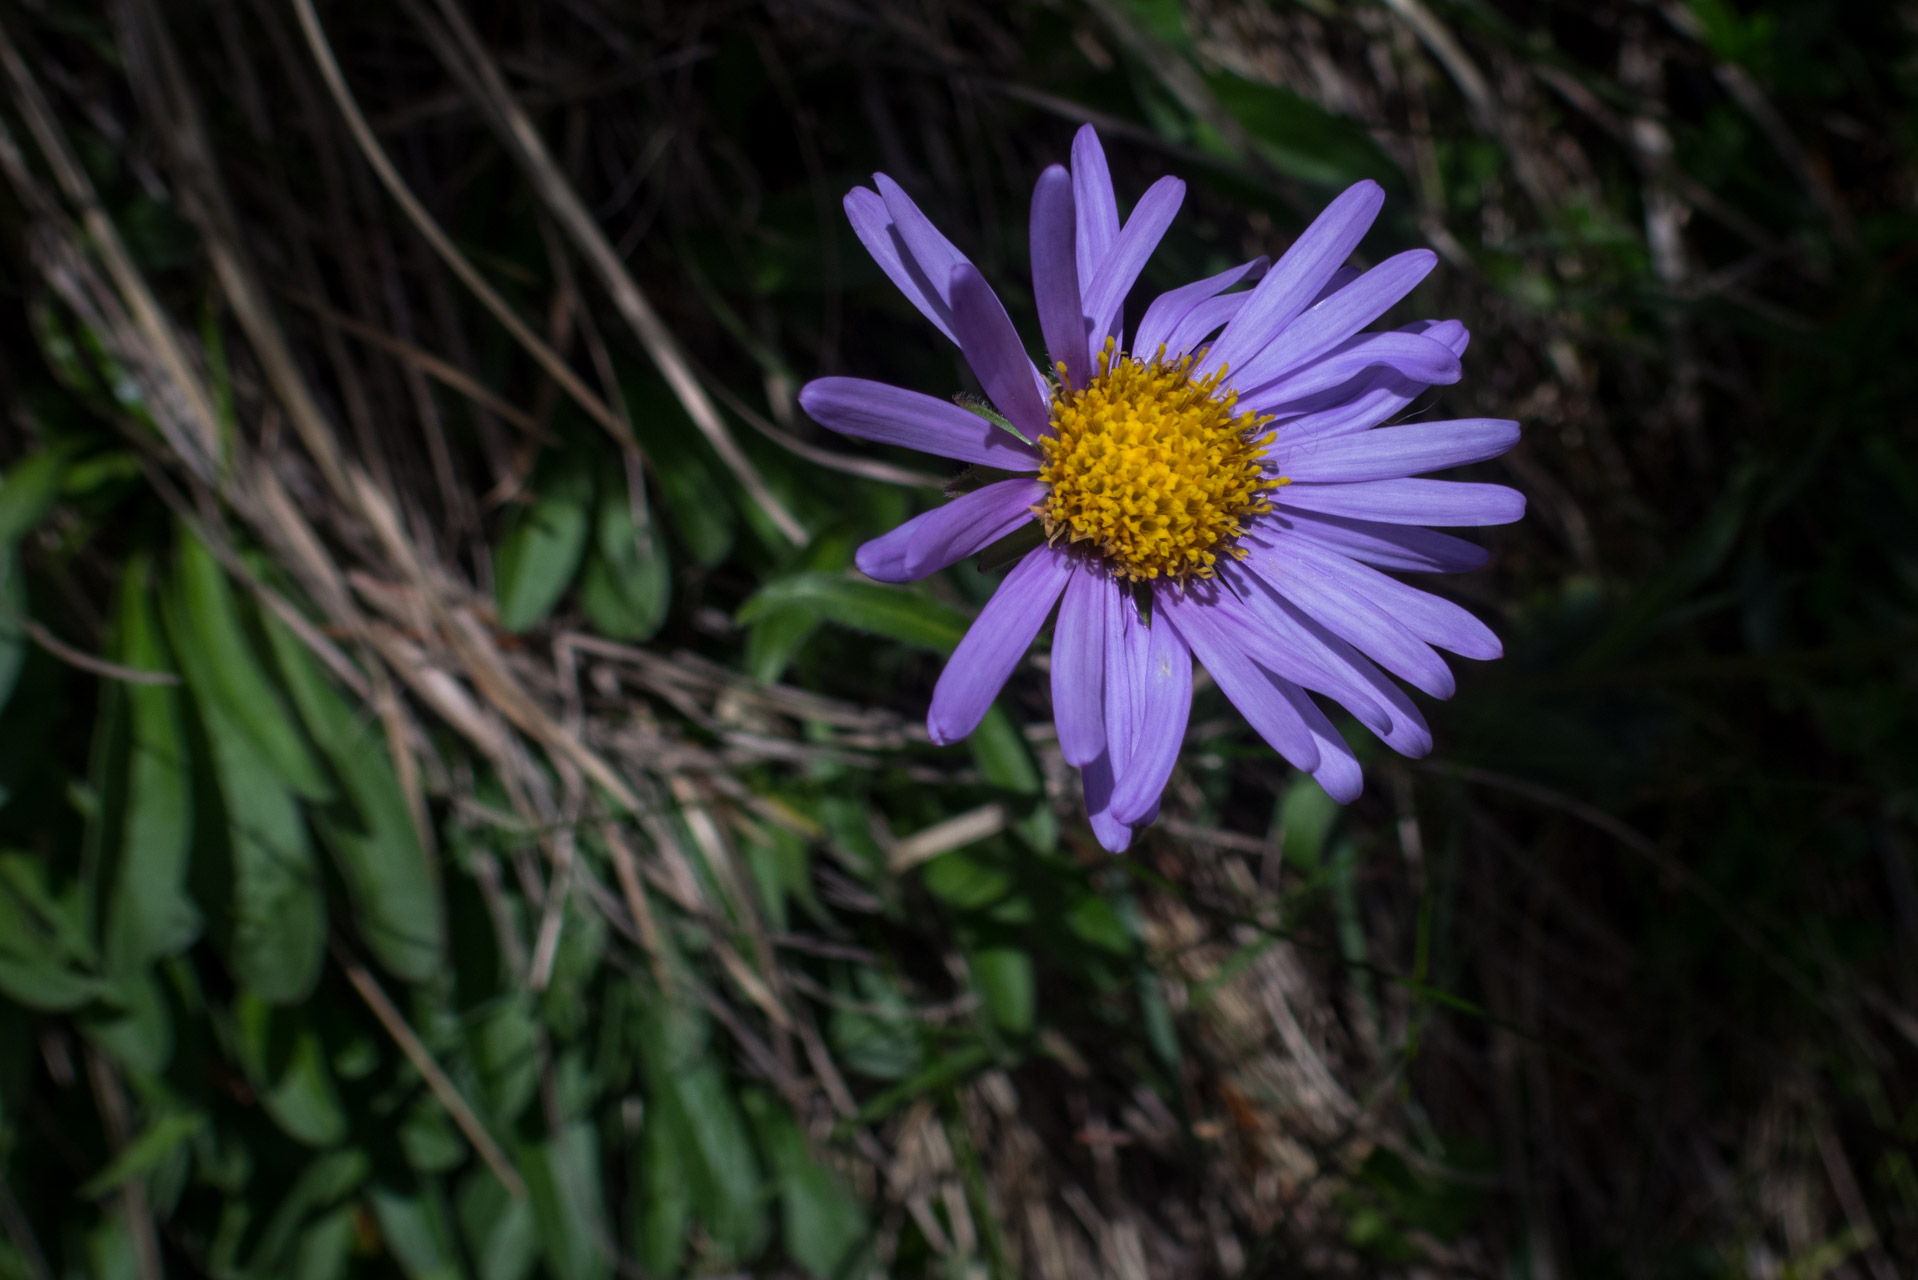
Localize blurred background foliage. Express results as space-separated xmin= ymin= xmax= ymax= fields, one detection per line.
xmin=0 ymin=0 xmax=1913 ymax=1277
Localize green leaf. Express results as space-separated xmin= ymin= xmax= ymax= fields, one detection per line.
xmin=458 ymin=1169 xmax=538 ymax=1280
xmin=742 ymin=527 xmax=855 ymax=683
xmin=291 ymin=1206 xmax=358 ymax=1280
xmin=920 ymin=850 xmax=1014 ymax=912
xmin=743 ymin=1090 xmax=868 ymax=1279
xmin=520 ymin=1122 xmax=611 ymax=1280
xmin=495 ymin=464 xmax=592 ymax=633
xmin=739 ymin=572 xmax=969 ymax=653
xmin=264 ymin=612 xmax=444 ymax=982
xmin=78 ymin=1110 xmax=204 ymax=1198
xmin=368 ymin=1180 xmax=464 ymax=1280
xmin=579 ymin=477 xmax=670 ymax=642
xmin=466 ymin=996 xmax=541 ymax=1129
xmin=827 ymin=967 xmax=922 ymax=1081
xmin=0 ymin=550 xmax=23 ymax=716
xmin=201 ymin=699 xmax=326 ymax=1003
xmin=82 ymin=969 xmax=172 ymax=1076
xmin=970 ymin=946 xmax=1035 ymax=1035
xmin=637 ymin=1009 xmax=768 ymax=1265
xmin=0 ymin=444 xmax=76 ymax=549
xmin=1204 ymin=71 xmax=1403 ymax=188
xmin=169 ymin=527 xmax=331 ymax=799
xmin=235 ymin=994 xmax=346 ymax=1147
xmin=102 ymin=555 xmax=200 ymax=974
xmin=0 ymin=952 xmax=108 ymax=1011
xmin=248 ymin=1148 xmax=371 ymax=1278
xmin=969 ymin=703 xmax=1041 ymax=794
xmin=1278 ymin=776 xmax=1340 ymax=873
xmin=632 ymin=1089 xmax=693 ymax=1276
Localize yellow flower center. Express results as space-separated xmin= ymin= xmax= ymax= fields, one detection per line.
xmin=1038 ymin=340 xmax=1282 ymax=583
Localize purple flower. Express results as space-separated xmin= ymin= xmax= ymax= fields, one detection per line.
xmin=800 ymin=126 xmax=1523 ymax=852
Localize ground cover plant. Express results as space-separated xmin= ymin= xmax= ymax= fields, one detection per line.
xmin=0 ymin=1 xmax=1915 ymax=1277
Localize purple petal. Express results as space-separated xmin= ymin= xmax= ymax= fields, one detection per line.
xmin=1227 ymin=249 xmax=1438 ymax=392
xmin=1202 ymin=180 xmax=1384 ymax=378
xmin=1252 ymin=589 xmax=1435 ymax=758
xmin=1081 ymin=749 xmax=1134 ymax=853
xmin=1243 ymin=332 xmax=1462 ymax=413
xmin=1254 ymin=509 xmax=1491 ymax=574
xmin=1276 ymin=537 xmax=1502 ymax=659
xmin=1160 ymin=588 xmax=1322 ymax=772
xmin=875 ymin=173 xmax=971 ymax=309
xmin=949 ymin=265 xmax=1050 ymax=437
xmin=1277 ymin=418 xmax=1519 ymax=483
xmin=1081 ymin=176 xmax=1185 ymax=356
xmin=1030 ymin=166 xmax=1090 ymax=390
xmin=854 ymin=479 xmax=1045 ymax=583
xmin=1163 ymin=292 xmax=1252 ymax=360
xmin=1071 ymin=126 xmax=1120 ymax=291
xmin=1266 ymin=320 xmax=1472 ymax=445
xmin=1275 ymin=681 xmax=1364 ymax=802
xmin=846 ymin=187 xmax=956 ymax=342
xmin=1109 ymin=602 xmax=1192 ymax=826
xmin=928 ymin=545 xmax=1071 ymax=744
xmin=1209 ymin=567 xmax=1402 ymax=741
xmin=1277 ymin=478 xmax=1524 ymax=526
xmin=799 ymin=378 xmax=1041 ymax=471
xmin=1308 ymin=264 xmax=1362 ymax=307
xmin=1133 ymin=257 xmax=1269 ymax=360
xmin=1052 ymin=565 xmax=1109 ymax=766
xmin=1241 ymin=541 xmax=1456 ymax=698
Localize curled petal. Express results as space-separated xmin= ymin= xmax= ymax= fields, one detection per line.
xmin=854 ymin=479 xmax=1045 ymax=583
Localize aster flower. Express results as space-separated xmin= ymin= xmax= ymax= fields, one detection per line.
xmin=799 ymin=126 xmax=1523 ymax=852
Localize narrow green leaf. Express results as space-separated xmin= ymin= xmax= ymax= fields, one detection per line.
xmin=632 ymin=1090 xmax=693 ymax=1276
xmin=0 ymin=953 xmax=108 ymax=1011
xmin=738 ymin=572 xmax=968 ymax=653
xmin=1204 ymin=71 xmax=1403 ymax=188
xmin=247 ymin=1148 xmax=371 ymax=1278
xmin=202 ymin=700 xmax=326 ymax=1003
xmin=0 ymin=549 xmax=25 ymax=715
xmin=291 ymin=1205 xmax=358 ymax=1280
xmin=169 ymin=527 xmax=331 ymax=800
xmin=368 ymin=1180 xmax=464 ymax=1280
xmin=263 ymin=611 xmax=444 ymax=982
xmin=235 ymin=994 xmax=346 ymax=1147
xmin=78 ymin=1110 xmax=204 ymax=1198
xmin=743 ymin=1090 xmax=868 ymax=1280
xmin=458 ymin=1168 xmax=538 ymax=1280
xmin=495 ymin=465 xmax=592 ymax=632
xmin=520 ymin=1122 xmax=611 ymax=1280
xmin=103 ymin=555 xmax=199 ymax=974
xmin=0 ymin=444 xmax=76 ymax=549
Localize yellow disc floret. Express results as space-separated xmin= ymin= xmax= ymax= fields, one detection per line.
xmin=1038 ymin=339 xmax=1281 ymax=582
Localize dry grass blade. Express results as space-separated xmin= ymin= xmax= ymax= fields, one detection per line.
xmin=333 ymin=940 xmax=528 ymax=1201
xmin=410 ymin=0 xmax=809 ymax=547
xmin=288 ymin=0 xmax=638 ymax=457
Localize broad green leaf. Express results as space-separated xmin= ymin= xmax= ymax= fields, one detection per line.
xmin=78 ymin=1109 xmax=203 ymax=1198
xmin=458 ymin=1169 xmax=538 ymax=1280
xmin=202 ymin=699 xmax=326 ymax=1003
xmin=169 ymin=527 xmax=331 ymax=799
xmin=495 ymin=464 xmax=592 ymax=633
xmin=102 ymin=555 xmax=200 ymax=974
xmin=264 ymin=612 xmax=444 ymax=982
xmin=235 ymin=994 xmax=346 ymax=1148
xmin=970 ymin=946 xmax=1035 ymax=1035
xmin=969 ymin=703 xmax=1041 ymax=794
xmin=626 ymin=376 xmax=737 ymax=568
xmin=827 ymin=967 xmax=922 ymax=1082
xmin=368 ymin=1180 xmax=464 ymax=1280
xmin=743 ymin=528 xmax=856 ymax=683
xmin=921 ymin=850 xmax=1014 ymax=912
xmin=466 ymin=996 xmax=541 ymax=1128
xmin=1063 ymin=893 xmax=1132 ymax=956
xmin=637 ymin=1011 xmax=767 ymax=1266
xmin=743 ymin=1090 xmax=868 ymax=1280
xmin=0 ymin=852 xmax=95 ymax=966
xmin=1278 ymin=776 xmax=1340 ymax=873
xmin=579 ymin=478 xmax=670 ymax=642
xmin=400 ymin=1100 xmax=466 ymax=1174
xmin=520 ymin=1122 xmax=611 ymax=1280
xmin=738 ymin=572 xmax=968 ymax=652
